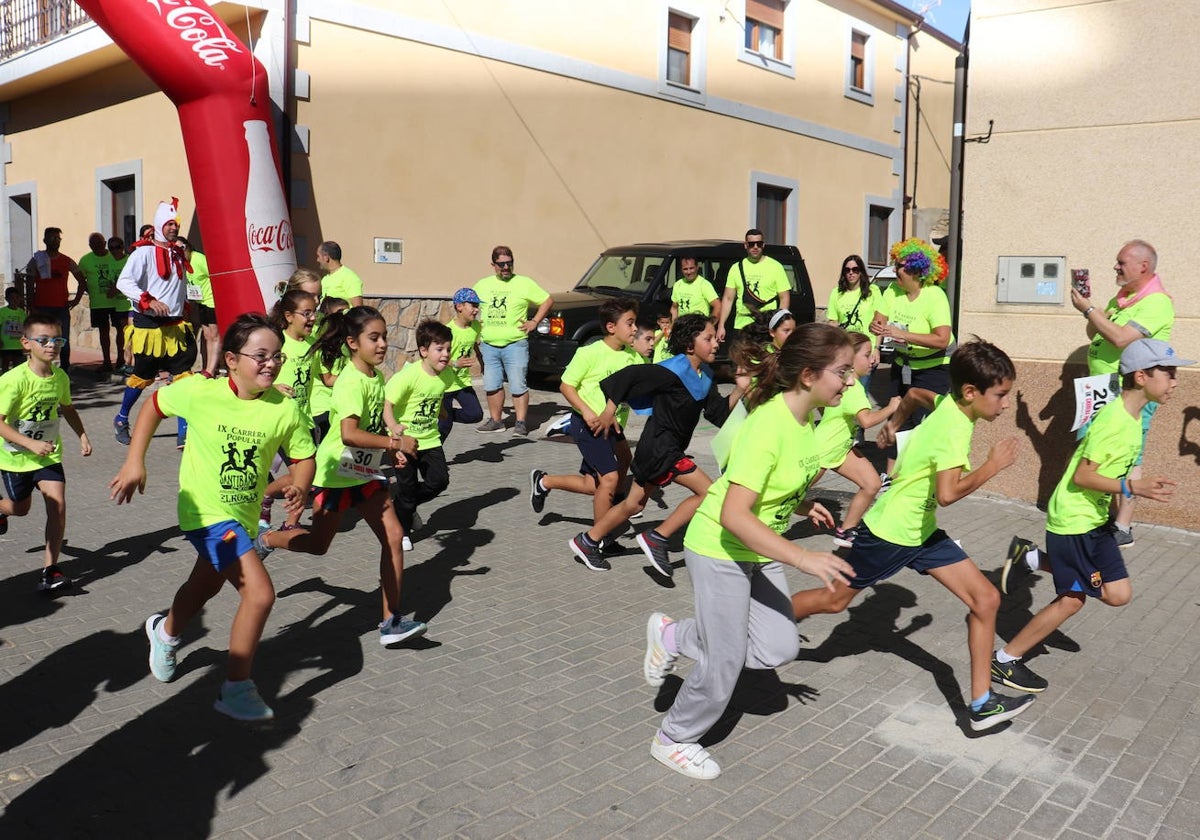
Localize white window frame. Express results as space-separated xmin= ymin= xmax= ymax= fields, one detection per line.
xmin=749 ymin=171 xmax=799 ymax=245
xmin=4 ymin=180 xmax=37 ymax=283
xmin=95 ymin=160 xmax=143 ymax=242
xmin=738 ymin=0 xmax=795 ymax=79
xmin=845 ymin=25 xmax=875 ymax=106
xmin=658 ymin=1 xmax=707 ymax=103
xmin=864 ymin=197 xmax=899 ymax=268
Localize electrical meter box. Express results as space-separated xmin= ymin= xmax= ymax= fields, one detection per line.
xmin=996 ymin=256 xmax=1065 ymax=304
xmin=374 ymin=238 xmax=403 ymax=264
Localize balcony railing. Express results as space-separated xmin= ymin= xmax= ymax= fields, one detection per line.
xmin=0 ymin=0 xmax=91 ymax=61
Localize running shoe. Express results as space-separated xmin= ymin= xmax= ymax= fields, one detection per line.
xmin=1000 ymin=536 xmax=1037 ymax=595
xmin=643 ymin=612 xmax=678 ymax=687
xmin=145 ymin=614 xmax=178 ymax=682
xmin=1113 ymin=527 xmax=1134 ymax=549
xmin=512 ymin=421 xmax=528 ymax=437
xmin=969 ymin=691 xmax=1034 ymax=731
xmin=990 ymin=655 xmax=1048 ymax=693
xmin=529 ymin=469 xmax=549 ymax=513
xmin=254 ymin=525 xmax=274 ymax=559
xmin=636 ymin=530 xmax=673 ymax=578
xmin=650 ymin=737 xmax=721 ymax=780
xmin=113 ymin=416 xmax=132 ymax=446
xmin=476 ymin=418 xmax=505 ymax=434
xmin=569 ymin=533 xmax=610 ymax=571
xmin=832 ymin=527 xmax=858 ymax=549
xmin=0 ymin=513 xmax=7 ymax=535
xmin=214 ymin=680 xmax=274 ymax=721
xmin=37 ymin=564 xmax=72 ymax=593
xmin=877 ymin=472 xmax=891 ymax=493
xmin=545 ymin=413 xmax=572 ymax=437
xmin=401 ymin=535 xmax=413 ymax=552
xmin=379 ymin=615 xmax=427 ymax=646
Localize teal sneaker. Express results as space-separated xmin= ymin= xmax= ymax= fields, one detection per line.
xmin=214 ymin=680 xmax=274 ymax=721
xmin=379 ymin=615 xmax=427 ymax=646
xmin=254 ymin=524 xmax=274 ymax=559
xmin=145 ymin=614 xmax=178 ymax=682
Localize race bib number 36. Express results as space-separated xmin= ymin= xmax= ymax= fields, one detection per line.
xmin=5 ymin=417 xmax=59 ymax=453
xmin=336 ymin=446 xmax=386 ymax=481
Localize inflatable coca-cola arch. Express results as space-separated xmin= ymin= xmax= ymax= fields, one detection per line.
xmin=74 ymin=0 xmax=296 ymax=330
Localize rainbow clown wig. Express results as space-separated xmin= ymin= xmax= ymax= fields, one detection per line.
xmin=889 ymin=238 xmax=948 ymax=286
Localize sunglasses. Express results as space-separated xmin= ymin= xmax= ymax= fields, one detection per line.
xmin=745 ymin=241 xmax=765 ymax=249
xmin=844 ymin=267 xmax=861 ymax=274
xmin=494 ymin=260 xmax=514 ymax=269
xmin=29 ymin=336 xmax=67 ymax=347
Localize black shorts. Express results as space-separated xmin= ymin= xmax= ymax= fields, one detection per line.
xmin=1046 ymin=527 xmax=1128 ymax=597
xmin=645 ymin=455 xmax=697 ymax=487
xmin=194 ymin=304 xmax=217 ymax=327
xmin=90 ymin=309 xmax=126 ymax=330
xmin=566 ymin=412 xmax=625 ymax=478
xmin=1 ymin=462 xmax=66 ymax=502
xmin=846 ymin=523 xmax=969 ymax=589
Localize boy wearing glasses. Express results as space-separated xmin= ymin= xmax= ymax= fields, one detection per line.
xmin=716 ymin=229 xmax=790 ymax=344
xmin=0 ymin=312 xmax=92 ymax=592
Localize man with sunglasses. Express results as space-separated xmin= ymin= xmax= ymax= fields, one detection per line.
xmin=472 ymin=246 xmax=553 ymax=437
xmin=716 ymin=229 xmax=790 ymax=345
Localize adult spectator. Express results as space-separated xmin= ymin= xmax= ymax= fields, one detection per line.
xmin=670 ymin=255 xmax=720 ymax=321
xmin=109 ymin=236 xmax=134 ymax=375
xmin=79 ymin=232 xmax=130 ymax=373
xmin=473 ymin=245 xmax=554 ymax=437
xmin=24 ymin=227 xmax=86 ymax=374
xmin=1070 ymin=238 xmax=1174 ymax=547
xmin=716 ymin=229 xmax=790 ymax=344
xmin=316 ymin=241 xmax=363 ymax=306
xmin=178 ymin=237 xmax=219 ymax=376
xmin=827 ymin=253 xmax=883 ymax=391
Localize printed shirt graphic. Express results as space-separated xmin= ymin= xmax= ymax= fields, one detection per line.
xmin=1047 ymin=400 xmax=1142 ymax=535
xmin=0 ymin=307 xmax=26 ymax=350
xmin=727 ymin=256 xmax=789 ymax=328
xmin=277 ymin=333 xmax=320 ymax=423
xmin=79 ymin=252 xmax=126 ymax=311
xmin=155 ymin=376 xmax=316 ymax=532
xmin=561 ymin=340 xmax=640 ymax=425
xmin=814 ymin=379 xmax=870 ymax=469
xmin=384 ymin=361 xmax=453 ymax=450
xmin=321 ymin=265 xmax=363 ymax=302
xmin=445 ymin=318 xmax=481 ymax=390
xmin=0 ymin=364 xmax=71 ymax=471
xmin=315 ymin=364 xmax=387 ymax=488
xmin=473 ymin=274 xmax=550 ymax=347
xmin=1087 ymin=293 xmax=1174 ymax=375
xmin=827 ymin=285 xmax=882 ymax=348
xmin=877 ymin=284 xmax=954 ymax=369
xmin=865 ymin=395 xmax=973 ymax=546
xmin=684 ymin=394 xmax=822 ymax=562
xmin=671 ymin=275 xmax=719 ymax=317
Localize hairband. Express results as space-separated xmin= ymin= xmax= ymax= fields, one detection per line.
xmin=769 ymin=309 xmax=793 ymax=330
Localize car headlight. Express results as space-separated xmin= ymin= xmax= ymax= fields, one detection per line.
xmin=538 ymin=317 xmax=564 ymax=337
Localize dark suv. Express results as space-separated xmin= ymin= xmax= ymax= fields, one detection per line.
xmin=527 ymin=240 xmax=815 ymax=375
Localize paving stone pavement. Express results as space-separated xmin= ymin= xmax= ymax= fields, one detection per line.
xmin=0 ymin=365 xmax=1198 ymax=839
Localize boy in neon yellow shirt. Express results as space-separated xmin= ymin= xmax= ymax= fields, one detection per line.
xmin=791 ymin=339 xmax=1034 ymax=731
xmin=529 ymin=298 xmax=639 ymax=571
xmin=440 ymin=288 xmax=484 ymax=441
xmin=0 ymin=312 xmax=92 ymax=592
xmin=0 ymin=288 xmax=27 ymax=371
xmin=994 ymin=339 xmax=1189 ymax=694
xmin=384 ymin=320 xmax=454 ymax=550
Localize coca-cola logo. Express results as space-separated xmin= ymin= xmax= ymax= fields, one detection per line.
xmin=146 ymin=0 xmax=244 ymax=69
xmin=248 ymin=219 xmax=294 ymax=254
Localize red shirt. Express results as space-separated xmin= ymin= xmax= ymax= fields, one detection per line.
xmin=31 ymin=254 xmax=73 ymax=308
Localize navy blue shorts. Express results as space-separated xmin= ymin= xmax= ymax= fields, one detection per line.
xmin=184 ymin=520 xmax=255 ymax=573
xmin=566 ymin=412 xmax=625 ymax=478
xmin=1046 ymin=527 xmax=1128 ymax=597
xmin=846 ymin=523 xmax=969 ymax=589
xmin=2 ymin=462 xmax=66 ymax=503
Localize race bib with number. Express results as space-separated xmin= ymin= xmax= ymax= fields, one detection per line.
xmin=336 ymin=446 xmax=387 ymax=481
xmin=1071 ymin=373 xmax=1119 ymax=431
xmin=186 ymin=284 xmax=203 ymax=301
xmin=5 ymin=417 xmax=60 ymax=452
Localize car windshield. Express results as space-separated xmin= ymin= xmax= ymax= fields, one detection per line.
xmin=575 ymin=254 xmax=664 ymax=296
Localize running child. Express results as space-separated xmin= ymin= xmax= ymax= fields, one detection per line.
xmin=0 ymin=312 xmax=91 ymax=592
xmin=642 ymin=322 xmax=854 ymax=779
xmin=0 ymin=287 xmax=27 ymax=371
xmin=651 ymin=312 xmax=673 ymax=363
xmin=440 ymin=288 xmax=484 ymax=442
xmin=307 ymin=295 xmax=349 ymax=442
xmin=790 ymin=339 xmax=1034 ymax=732
xmin=111 ymin=314 xmax=316 ymax=721
xmin=280 ymin=306 xmax=428 ymax=645
xmin=813 ymin=331 xmax=900 ymax=548
xmin=993 ymin=339 xmax=1188 ymax=693
xmin=384 ymin=320 xmax=454 ymax=551
xmin=570 ymin=315 xmax=747 ymax=577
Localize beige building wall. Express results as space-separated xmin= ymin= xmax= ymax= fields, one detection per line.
xmin=962 ymin=0 xmax=1199 ymax=527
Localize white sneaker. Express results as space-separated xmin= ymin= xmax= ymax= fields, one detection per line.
xmin=643 ymin=612 xmax=678 ymax=687
xmin=650 ymin=736 xmax=721 ymax=779
xmin=402 ymin=535 xmax=413 ymax=551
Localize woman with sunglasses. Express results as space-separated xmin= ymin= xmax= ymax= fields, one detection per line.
xmin=826 ymin=254 xmax=881 ymax=392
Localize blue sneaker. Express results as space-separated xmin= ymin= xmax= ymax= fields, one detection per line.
xmin=379 ymin=615 xmax=427 ymax=646
xmin=114 ymin=416 xmax=131 ymax=446
xmin=145 ymin=614 xmax=178 ymax=682
xmin=254 ymin=524 xmax=274 ymax=559
xmin=214 ymin=680 xmax=274 ymax=721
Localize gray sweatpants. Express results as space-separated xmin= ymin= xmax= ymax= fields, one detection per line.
xmin=661 ymin=549 xmax=800 ymax=744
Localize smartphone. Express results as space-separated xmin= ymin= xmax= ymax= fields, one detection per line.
xmin=1071 ymin=269 xmax=1090 ymax=298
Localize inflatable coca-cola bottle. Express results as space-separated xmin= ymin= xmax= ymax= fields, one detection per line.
xmin=244 ymin=120 xmax=297 ymax=306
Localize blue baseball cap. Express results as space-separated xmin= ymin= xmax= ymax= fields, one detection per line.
xmin=453 ymin=288 xmax=481 ymax=305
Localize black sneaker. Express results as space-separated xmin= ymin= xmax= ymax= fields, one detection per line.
xmin=37 ymin=564 xmax=72 ymax=593
xmin=636 ymin=530 xmax=672 ymax=578
xmin=969 ymin=691 xmax=1034 ymax=731
xmin=1113 ymin=526 xmax=1134 ymax=549
xmin=1000 ymin=536 xmax=1037 ymax=595
xmin=569 ymin=533 xmax=610 ymax=571
xmin=530 ymin=469 xmax=549 ymax=513
xmin=0 ymin=513 xmax=7 ymax=535
xmin=991 ymin=655 xmax=1048 ymax=693
xmin=114 ymin=416 xmax=132 ymax=446
xmin=877 ymin=472 xmax=892 ymax=494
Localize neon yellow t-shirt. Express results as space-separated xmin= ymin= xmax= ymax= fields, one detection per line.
xmin=561 ymin=339 xmax=639 ymax=425
xmin=865 ymin=395 xmax=974 ymax=545
xmin=672 ymin=276 xmax=719 ymax=317
xmin=308 ymin=349 xmax=346 ymax=418
xmin=1087 ymin=292 xmax=1174 ymax=375
xmin=727 ymin=256 xmax=789 ymax=328
xmin=814 ymin=380 xmax=870 ymax=469
xmin=79 ymin=252 xmax=129 ymax=312
xmin=876 ymin=284 xmax=954 ymax=369
xmin=314 ymin=364 xmax=387 ymax=488
xmin=322 ymin=266 xmax=363 ymax=302
xmin=445 ymin=318 xmax=481 ymax=391
xmin=827 ymin=285 xmax=882 ymax=348
xmin=277 ymin=333 xmax=320 ymax=423
xmin=652 ymin=333 xmax=672 ymax=363
xmin=684 ymin=393 xmax=822 ymax=562
xmin=1046 ymin=399 xmax=1142 ymax=535
xmin=187 ymin=251 xmax=214 ymax=308
xmin=0 ymin=307 xmax=26 ymax=351
xmin=0 ymin=364 xmax=71 ymax=471
xmin=155 ymin=376 xmax=316 ymax=532
xmin=384 ymin=361 xmax=453 ymax=451
xmin=474 ymin=274 xmax=550 ymax=347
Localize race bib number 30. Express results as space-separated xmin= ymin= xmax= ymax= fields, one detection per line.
xmin=336 ymin=446 xmax=386 ymax=481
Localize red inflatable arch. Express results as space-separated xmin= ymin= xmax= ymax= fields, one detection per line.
xmin=74 ymin=0 xmax=296 ymax=330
